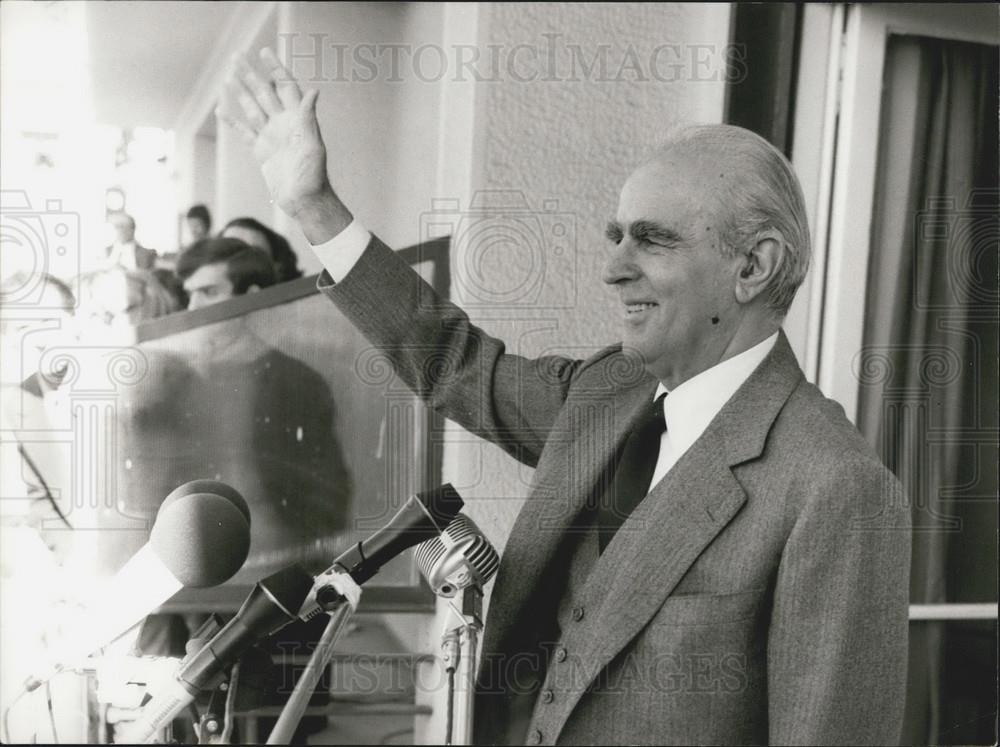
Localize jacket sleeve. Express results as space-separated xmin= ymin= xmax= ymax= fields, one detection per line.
xmin=317 ymin=235 xmax=582 ymax=467
xmin=767 ymin=453 xmax=911 ymax=745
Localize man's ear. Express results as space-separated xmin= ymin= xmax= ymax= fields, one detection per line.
xmin=735 ymin=230 xmax=783 ymax=305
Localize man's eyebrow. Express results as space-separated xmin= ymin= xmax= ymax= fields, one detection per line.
xmin=629 ymin=219 xmax=685 ymax=245
xmin=605 ymin=220 xmax=624 ymax=241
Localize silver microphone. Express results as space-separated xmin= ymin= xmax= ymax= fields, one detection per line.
xmin=415 ymin=514 xmax=500 ymax=597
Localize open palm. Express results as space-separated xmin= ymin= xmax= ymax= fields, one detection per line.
xmin=220 ymin=49 xmax=331 ymax=218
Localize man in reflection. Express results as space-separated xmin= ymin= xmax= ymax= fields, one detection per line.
xmin=173 ymin=238 xmax=352 ymax=567
xmin=177 ymin=236 xmax=274 ymax=309
xmin=104 ymin=212 xmax=157 ymax=271
xmin=184 ymin=204 xmax=212 ymax=245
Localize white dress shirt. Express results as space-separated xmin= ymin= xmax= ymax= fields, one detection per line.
xmin=311 ymin=221 xmax=779 ymax=495
xmin=311 ymin=218 xmax=372 ymax=282
xmin=647 ymin=332 xmax=778 ymax=494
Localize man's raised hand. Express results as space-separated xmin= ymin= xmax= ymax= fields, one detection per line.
xmin=217 ymin=48 xmax=351 ymax=242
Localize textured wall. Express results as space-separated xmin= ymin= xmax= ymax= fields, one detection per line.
xmin=444 ymin=1 xmax=731 ymax=561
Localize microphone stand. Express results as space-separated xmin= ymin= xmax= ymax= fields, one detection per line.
xmin=265 ymin=598 xmax=355 ymax=745
xmin=443 ymin=586 xmax=483 ymax=746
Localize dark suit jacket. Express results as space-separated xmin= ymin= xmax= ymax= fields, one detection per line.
xmin=318 ymin=236 xmax=911 ymax=746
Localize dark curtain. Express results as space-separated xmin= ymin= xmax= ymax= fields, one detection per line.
xmin=856 ymin=35 xmax=998 ymax=745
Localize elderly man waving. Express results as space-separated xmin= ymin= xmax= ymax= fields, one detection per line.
xmin=221 ymin=48 xmax=910 ymax=747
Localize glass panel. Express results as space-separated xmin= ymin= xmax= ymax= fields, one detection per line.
xmin=19 ymin=279 xmax=437 ymax=591
xmin=130 ymin=286 xmax=431 ymax=588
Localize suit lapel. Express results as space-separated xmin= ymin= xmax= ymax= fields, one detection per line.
xmin=563 ymin=412 xmax=748 ymax=690
xmin=544 ymin=331 xmax=805 ymax=736
xmin=478 ymin=370 xmax=657 ymax=660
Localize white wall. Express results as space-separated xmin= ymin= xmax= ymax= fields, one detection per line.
xmin=191 ymin=127 xmax=218 ymax=214
xmin=271 ymin=2 xmax=447 ymax=273
xmin=173 ymin=2 xmax=278 ymax=243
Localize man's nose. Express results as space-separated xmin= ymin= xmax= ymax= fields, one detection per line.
xmin=601 ymin=241 xmax=640 ymax=286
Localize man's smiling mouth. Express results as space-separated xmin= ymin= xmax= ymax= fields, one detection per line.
xmin=625 ymin=302 xmax=658 ymax=315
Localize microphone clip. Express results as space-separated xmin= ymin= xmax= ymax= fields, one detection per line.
xmin=297 ymin=567 xmax=363 ymax=622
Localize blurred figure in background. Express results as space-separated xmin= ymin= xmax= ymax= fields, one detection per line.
xmin=184 ymin=204 xmax=212 ymax=244
xmin=104 ymin=212 xmax=157 ymax=270
xmin=0 ymin=272 xmax=78 ymax=547
xmin=221 ymin=216 xmax=303 ymax=283
xmin=0 ymin=272 xmax=83 ymax=743
xmin=76 ymin=267 xmax=181 ymax=340
xmin=0 ymin=272 xmax=78 ymax=396
xmin=74 ymin=266 xmax=200 ymax=661
xmin=176 ymin=236 xmax=276 ymax=309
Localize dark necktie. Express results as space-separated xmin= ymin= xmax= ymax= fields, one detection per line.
xmin=598 ymin=393 xmax=667 ymax=553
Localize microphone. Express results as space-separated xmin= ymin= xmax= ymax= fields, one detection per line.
xmin=416 ymin=515 xmax=498 ymax=747
xmin=23 ymin=479 xmax=250 ymax=692
xmin=328 ymin=483 xmax=464 ymax=585
xmin=415 ymin=514 xmax=500 ymax=597
xmin=125 ymin=485 xmax=464 ymax=742
xmin=119 ymin=563 xmax=313 ymax=743
xmin=297 ymin=483 xmax=465 ymax=621
xmin=118 ymin=564 xmax=315 ymax=743
xmin=296 ymin=483 xmax=464 ymax=622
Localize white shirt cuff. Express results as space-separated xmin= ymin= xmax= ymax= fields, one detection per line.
xmin=310 ymin=218 xmax=372 ymax=282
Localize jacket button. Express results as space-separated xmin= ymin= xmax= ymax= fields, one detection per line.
xmin=528 ymin=729 xmax=543 ymax=745
xmin=554 ymin=647 xmax=567 ymax=663
xmin=572 ymin=606 xmax=584 ymax=622
xmin=541 ymin=689 xmax=554 ymax=704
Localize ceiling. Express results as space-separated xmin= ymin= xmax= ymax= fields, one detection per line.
xmin=85 ymin=1 xmax=240 ymax=129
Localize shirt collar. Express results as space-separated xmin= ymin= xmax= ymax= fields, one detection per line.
xmin=654 ymin=332 xmax=779 ymax=455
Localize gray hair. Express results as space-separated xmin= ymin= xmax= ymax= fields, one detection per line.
xmin=661 ymin=124 xmax=811 ymax=315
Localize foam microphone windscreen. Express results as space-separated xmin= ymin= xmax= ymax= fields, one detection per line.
xmin=150 ymin=480 xmax=252 ymax=587
xmin=164 ymin=478 xmax=251 ymax=524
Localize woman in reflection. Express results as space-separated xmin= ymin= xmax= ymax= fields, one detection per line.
xmin=220 ymin=216 xmax=304 ymax=283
